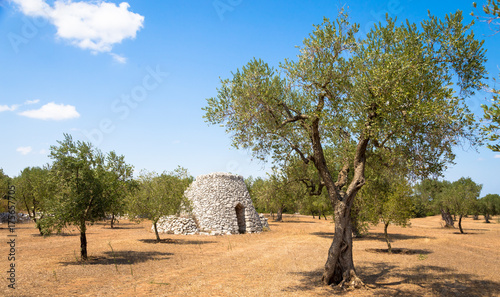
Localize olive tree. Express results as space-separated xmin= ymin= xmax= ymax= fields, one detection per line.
xmin=203 ymin=10 xmax=486 ymax=287
xmin=0 ymin=169 xmax=11 ymax=212
xmin=414 ymin=179 xmax=455 ymax=228
xmin=478 ymin=193 xmax=500 ymax=222
xmin=103 ymin=151 xmax=135 ymax=228
xmin=358 ymin=165 xmax=414 ymax=253
xmin=445 ymin=177 xmax=482 ymax=233
xmin=127 ymin=167 xmax=192 ymax=242
xmin=15 ymin=166 xmax=55 ymax=235
xmin=473 ymin=1 xmax=500 ymax=151
xmin=43 ymin=134 xmax=132 ymax=260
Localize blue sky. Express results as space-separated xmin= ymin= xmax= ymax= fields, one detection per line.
xmin=0 ymin=0 xmax=499 ymax=196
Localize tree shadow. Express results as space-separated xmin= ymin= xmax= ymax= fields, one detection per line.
xmin=276 ymin=220 xmax=318 ymax=223
xmin=138 ymin=238 xmax=216 ymax=245
xmin=283 ymin=263 xmax=500 ymax=296
xmin=31 ymin=232 xmax=78 ymax=237
xmin=107 ymin=226 xmax=145 ymax=230
xmin=310 ymin=232 xmax=435 ymax=241
xmin=365 ymin=248 xmax=432 ymax=255
xmin=60 ymin=250 xmax=173 ymax=266
xmin=282 ymin=268 xmax=333 ymax=295
xmin=452 ymin=232 xmax=484 ymax=235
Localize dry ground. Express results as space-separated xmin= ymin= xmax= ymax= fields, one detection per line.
xmin=1 ymin=214 xmax=499 ymax=296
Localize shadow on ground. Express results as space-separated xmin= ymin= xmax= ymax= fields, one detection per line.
xmin=283 ymin=263 xmax=500 ymax=296
xmin=311 ymin=231 xmax=435 ymax=241
xmin=138 ymin=238 xmax=217 ymax=245
xmin=104 ymin=225 xmax=145 ymax=230
xmin=60 ymin=250 xmax=173 ymax=266
xmin=365 ymin=248 xmax=432 ymax=255
xmin=269 ymin=220 xmax=318 ymax=224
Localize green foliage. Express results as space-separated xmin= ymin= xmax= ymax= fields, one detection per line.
xmin=473 ymin=1 xmax=500 ymax=151
xmin=41 ymin=134 xmax=133 ymax=260
xmin=413 ymin=179 xmax=451 ymax=217
xmin=0 ymin=169 xmax=11 ymax=212
xmin=102 ymin=151 xmax=136 ymax=227
xmin=203 ymin=9 xmax=486 ymax=284
xmin=446 ymin=177 xmax=482 ymax=217
xmin=248 ymin=169 xmax=304 ymax=220
xmin=126 ymin=167 xmax=192 ymax=241
xmin=15 ymin=166 xmax=56 ymax=234
xmin=360 ymin=175 xmax=413 ymax=228
xmin=472 ymin=1 xmax=500 ymax=30
xmin=478 ymin=193 xmax=500 ymax=221
xmin=481 ymin=93 xmax=500 ymax=151
xmin=204 ymin=10 xmax=485 ymax=195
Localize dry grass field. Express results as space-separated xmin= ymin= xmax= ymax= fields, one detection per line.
xmin=1 ymin=214 xmax=499 ymax=296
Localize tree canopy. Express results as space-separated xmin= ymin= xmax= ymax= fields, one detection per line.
xmin=126 ymin=167 xmax=192 ymax=242
xmin=204 ymin=10 xmax=486 ymax=287
xmin=15 ymin=166 xmax=55 ymax=235
xmin=42 ymin=134 xmax=133 ymax=260
xmin=473 ymin=0 xmax=500 ymax=151
xmin=445 ymin=177 xmax=483 ymax=233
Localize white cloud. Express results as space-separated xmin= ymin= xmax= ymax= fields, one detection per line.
xmin=18 ymin=102 xmax=80 ymax=120
xmin=39 ymin=149 xmax=48 ymax=155
xmin=24 ymin=99 xmax=40 ymax=105
xmin=12 ymin=0 xmax=144 ymax=56
xmin=494 ymin=155 xmax=500 ymax=159
xmin=110 ymin=53 xmax=127 ymax=64
xmin=17 ymin=146 xmax=32 ymax=155
xmin=0 ymin=104 xmax=20 ymax=112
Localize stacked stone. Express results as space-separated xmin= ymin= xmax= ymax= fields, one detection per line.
xmin=154 ymin=216 xmax=199 ymax=235
xmin=184 ymin=172 xmax=263 ymax=234
xmin=259 ymin=214 xmax=270 ymax=230
xmin=155 ymin=172 xmax=267 ymax=235
xmin=0 ymin=212 xmax=31 ymax=223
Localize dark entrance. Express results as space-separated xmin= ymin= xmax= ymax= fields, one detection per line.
xmin=235 ymin=203 xmax=246 ymax=234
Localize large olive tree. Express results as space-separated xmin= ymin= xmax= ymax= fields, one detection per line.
xmin=44 ymin=134 xmax=132 ymax=261
xmin=203 ymin=11 xmax=486 ymax=287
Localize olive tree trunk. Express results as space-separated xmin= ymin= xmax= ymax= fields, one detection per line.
xmin=153 ymin=220 xmax=161 ymax=242
xmin=275 ymin=207 xmax=283 ymax=222
xmin=440 ymin=209 xmax=454 ymax=228
xmin=458 ymin=215 xmax=464 ymax=234
xmin=80 ymin=221 xmax=88 ymax=261
xmin=319 ymin=139 xmax=369 ymax=288
xmin=321 ymin=198 xmax=363 ymax=287
xmin=384 ymin=221 xmax=392 ymax=253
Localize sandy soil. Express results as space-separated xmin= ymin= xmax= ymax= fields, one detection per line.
xmin=0 ymin=214 xmax=499 ymax=296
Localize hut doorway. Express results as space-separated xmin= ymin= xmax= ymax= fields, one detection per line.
xmin=235 ymin=203 xmax=246 ymax=234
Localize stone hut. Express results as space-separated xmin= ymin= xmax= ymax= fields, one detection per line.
xmin=185 ymin=172 xmax=263 ymax=234
xmin=155 ymin=172 xmax=265 ymax=235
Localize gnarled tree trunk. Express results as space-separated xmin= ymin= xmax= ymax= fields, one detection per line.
xmin=321 ymin=199 xmax=364 ymax=288
xmin=275 ymin=207 xmax=283 ymax=222
xmin=384 ymin=221 xmax=392 ymax=253
xmin=440 ymin=209 xmax=454 ymax=228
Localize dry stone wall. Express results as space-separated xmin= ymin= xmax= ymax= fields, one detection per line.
xmin=154 ymin=172 xmax=266 ymax=235
xmin=185 ymin=172 xmax=263 ymax=234
xmin=154 ymin=216 xmax=198 ymax=235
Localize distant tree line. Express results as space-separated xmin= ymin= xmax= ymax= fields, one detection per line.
xmin=245 ymin=160 xmax=500 ymax=252
xmin=1 ymin=134 xmax=193 ymax=261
